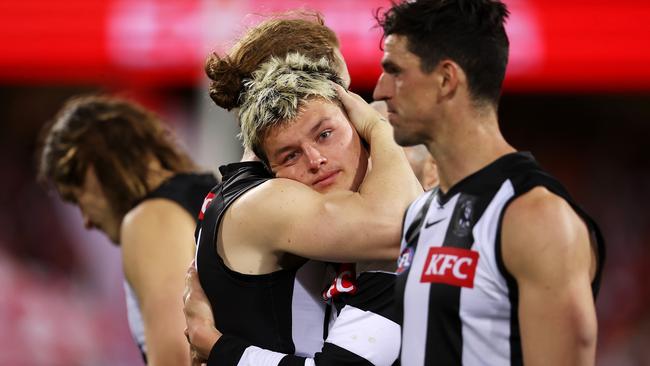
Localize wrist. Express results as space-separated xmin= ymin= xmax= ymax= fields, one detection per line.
xmin=190 ymin=324 xmax=220 ymax=359
xmin=366 ymin=120 xmax=394 ymax=145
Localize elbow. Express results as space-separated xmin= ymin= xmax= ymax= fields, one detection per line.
xmin=575 ymin=316 xmax=598 ymax=354
xmin=566 ymin=301 xmax=598 ymax=364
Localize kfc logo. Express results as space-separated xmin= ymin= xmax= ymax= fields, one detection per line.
xmin=420 ymin=247 xmax=479 ymax=288
xmin=198 ymin=192 xmax=216 ymax=220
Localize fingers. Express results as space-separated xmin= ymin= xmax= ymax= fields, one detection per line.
xmin=190 ymin=346 xmax=205 ymax=366
xmin=183 ymin=265 xmax=200 ymax=304
xmin=331 ymin=82 xmax=365 ymax=107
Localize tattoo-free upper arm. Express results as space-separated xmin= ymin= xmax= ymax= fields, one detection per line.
xmin=502 ymin=187 xmax=597 ymax=366
xmin=234 ymin=178 xmax=405 ymax=263
xmin=121 ymin=199 xmax=196 ymax=366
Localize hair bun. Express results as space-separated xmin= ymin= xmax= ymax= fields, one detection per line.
xmin=205 ymin=53 xmax=244 ymax=110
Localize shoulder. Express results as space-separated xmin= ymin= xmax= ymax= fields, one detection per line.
xmin=230 ymin=178 xmax=324 ymax=215
xmin=502 ymin=186 xmax=590 ymax=279
xmin=504 ymin=186 xmax=581 ymax=242
xmin=121 ymin=198 xmax=196 ymax=246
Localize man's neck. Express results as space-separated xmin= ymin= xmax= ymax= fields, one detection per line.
xmin=427 ymin=109 xmax=515 ymax=193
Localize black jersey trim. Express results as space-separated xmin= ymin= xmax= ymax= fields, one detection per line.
xmin=495 ymin=195 xmax=523 ymax=366
xmin=138 ymin=172 xmax=218 ymax=216
xmin=334 ymin=272 xmax=397 ymax=322
xmin=208 ymin=334 xmax=252 ymax=366
xmin=436 ymin=152 xmax=534 ymax=205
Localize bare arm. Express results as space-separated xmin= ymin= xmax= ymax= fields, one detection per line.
xmin=183 ymin=266 xmax=220 ymax=364
xmin=229 ymin=87 xmax=421 ymax=263
xmin=121 ymin=199 xmax=197 ymax=366
xmin=502 ymin=187 xmax=597 ymax=366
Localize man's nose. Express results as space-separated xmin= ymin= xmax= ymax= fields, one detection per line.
xmin=373 ymin=72 xmax=393 ymax=101
xmin=304 ymin=145 xmax=327 ymax=171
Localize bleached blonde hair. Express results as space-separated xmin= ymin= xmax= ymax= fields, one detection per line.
xmin=238 ymin=52 xmax=344 ymax=162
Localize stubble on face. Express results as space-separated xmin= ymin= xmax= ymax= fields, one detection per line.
xmin=377 ymin=35 xmax=439 ymax=147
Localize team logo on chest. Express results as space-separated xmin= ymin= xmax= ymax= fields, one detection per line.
xmin=452 ymin=198 xmax=474 ymax=237
xmin=420 ymin=246 xmax=479 ymax=288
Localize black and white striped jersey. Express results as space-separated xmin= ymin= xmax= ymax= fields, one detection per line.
xmin=206 ymin=271 xmax=401 ymax=366
xmin=395 ymin=152 xmax=605 ymax=366
xmin=195 ymin=162 xmax=332 ymax=359
xmin=125 ymin=172 xmax=218 ymax=363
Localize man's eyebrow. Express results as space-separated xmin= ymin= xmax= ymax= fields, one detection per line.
xmin=272 ymin=145 xmax=297 ymax=160
xmin=309 ymin=119 xmax=327 ymax=136
xmin=271 ymin=119 xmax=330 ymax=160
xmin=381 ymin=60 xmax=401 ymax=73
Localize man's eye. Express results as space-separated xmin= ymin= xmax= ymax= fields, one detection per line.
xmin=284 ymin=152 xmax=299 ymax=163
xmin=319 ymin=130 xmax=332 ymax=140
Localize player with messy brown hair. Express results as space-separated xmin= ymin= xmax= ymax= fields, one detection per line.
xmin=38 ymin=95 xmax=218 ymax=366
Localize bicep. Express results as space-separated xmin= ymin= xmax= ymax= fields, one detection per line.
xmin=242 ymin=181 xmax=402 ymax=263
xmin=121 ymin=201 xmax=196 ymax=365
xmin=502 ymin=188 xmax=597 ymax=365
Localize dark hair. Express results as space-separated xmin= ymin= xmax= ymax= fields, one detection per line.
xmin=205 ymin=12 xmax=340 ymax=111
xmin=36 ymin=95 xmax=197 ymax=217
xmin=377 ymin=0 xmax=510 ymax=105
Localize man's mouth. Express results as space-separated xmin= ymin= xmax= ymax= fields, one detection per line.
xmin=313 ymin=170 xmax=341 ymax=188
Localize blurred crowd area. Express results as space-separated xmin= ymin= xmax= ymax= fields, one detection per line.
xmin=0 ymin=86 xmax=648 ymax=365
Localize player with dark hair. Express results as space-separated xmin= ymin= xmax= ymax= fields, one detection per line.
xmin=37 ymin=96 xmax=218 ymax=366
xmin=373 ymin=1 xmax=605 ymax=365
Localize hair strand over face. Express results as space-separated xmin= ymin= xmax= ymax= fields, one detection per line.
xmin=36 ymin=95 xmax=197 ymax=217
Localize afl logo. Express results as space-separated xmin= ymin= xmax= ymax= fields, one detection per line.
xmin=396 ymin=247 xmax=414 ymax=274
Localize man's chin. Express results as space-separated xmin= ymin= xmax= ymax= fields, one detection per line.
xmin=387 ymin=113 xmax=399 ymax=126
xmin=394 ymin=132 xmax=420 ymax=147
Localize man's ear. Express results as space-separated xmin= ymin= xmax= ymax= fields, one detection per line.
xmin=436 ymin=60 xmax=462 ymax=99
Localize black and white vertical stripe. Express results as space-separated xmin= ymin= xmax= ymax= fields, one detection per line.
xmin=208 ymin=272 xmax=400 ymax=366
xmin=396 ymin=152 xmax=605 ymax=366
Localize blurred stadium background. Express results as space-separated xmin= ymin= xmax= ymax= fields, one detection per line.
xmin=0 ymin=0 xmax=648 ymax=364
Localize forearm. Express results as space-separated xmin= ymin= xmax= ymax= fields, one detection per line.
xmin=145 ymin=331 xmax=192 ymax=366
xmin=207 ymin=319 xmax=398 ymax=366
xmin=205 ymin=273 xmax=400 ymax=366
xmin=359 ymin=122 xmax=421 ymax=213
xmin=519 ymin=283 xmax=597 ymax=366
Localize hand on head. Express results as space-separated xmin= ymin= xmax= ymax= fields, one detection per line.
xmin=332 ymin=82 xmax=389 ymax=143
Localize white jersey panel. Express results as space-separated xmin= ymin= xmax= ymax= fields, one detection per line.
xmin=124 ymin=281 xmax=146 ymax=354
xmin=291 ymin=260 xmax=329 ymax=357
xmin=401 ymin=192 xmax=461 ymax=366
xmin=460 ymin=180 xmax=515 ymax=365
xmin=326 ymin=305 xmax=400 ymax=366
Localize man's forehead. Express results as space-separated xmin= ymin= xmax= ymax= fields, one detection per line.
xmin=383 ymin=34 xmax=409 ymax=55
xmin=264 ymin=100 xmax=338 ymax=148
xmin=382 ymin=35 xmax=420 ymax=65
